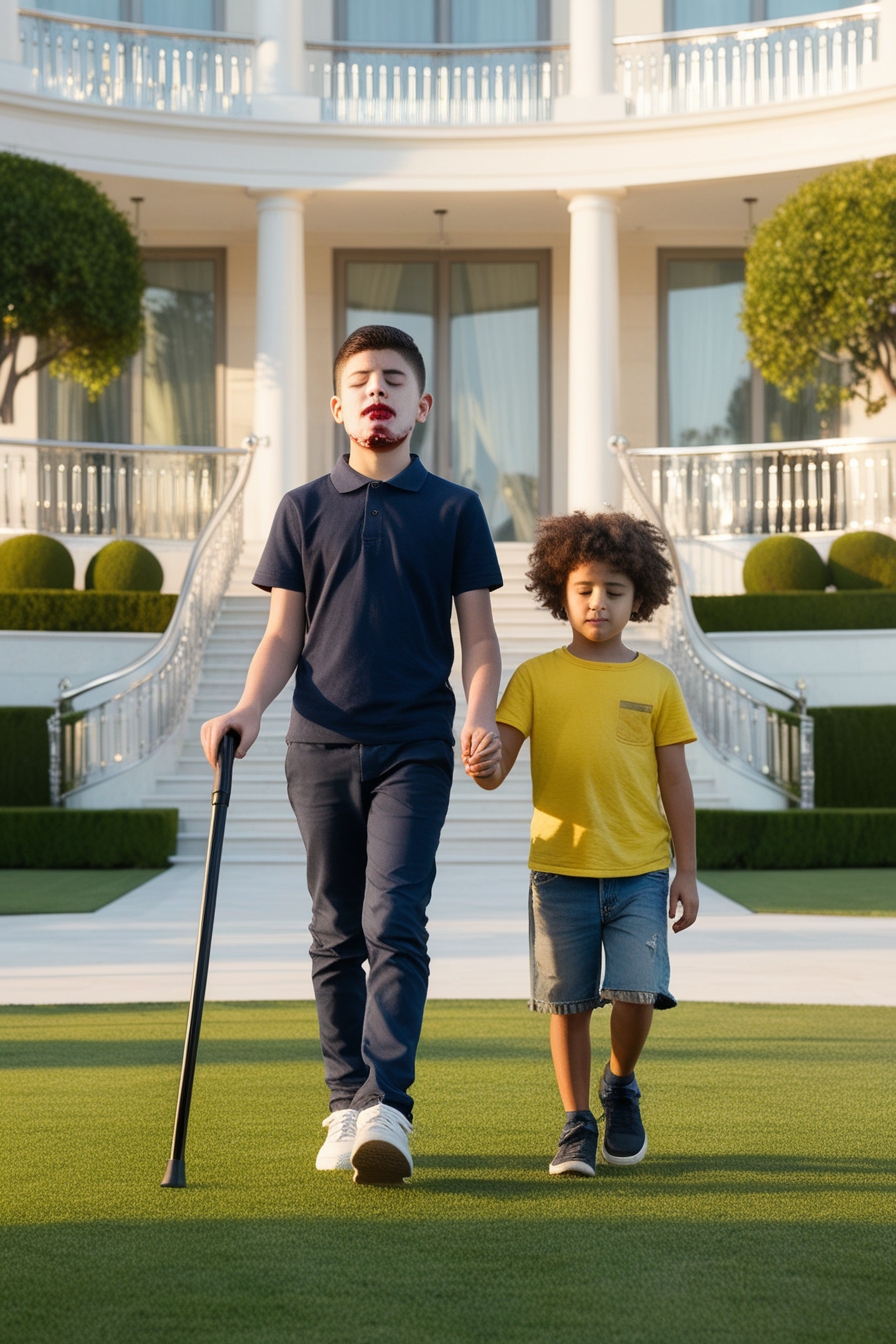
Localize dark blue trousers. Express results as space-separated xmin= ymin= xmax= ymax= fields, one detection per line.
xmin=285 ymin=740 xmax=454 ymax=1120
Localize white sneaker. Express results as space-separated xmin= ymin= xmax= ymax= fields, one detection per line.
xmin=315 ymin=1108 xmax=358 ymax=1171
xmin=350 ymin=1102 xmax=413 ymax=1185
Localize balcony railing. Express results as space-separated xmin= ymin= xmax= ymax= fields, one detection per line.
xmin=0 ymin=439 xmax=246 ymax=541
xmin=18 ymin=8 xmax=254 ymax=115
xmin=621 ymin=437 xmax=896 ymax=540
xmin=615 ymin=4 xmax=878 ymax=116
xmin=48 ymin=439 xmax=258 ymax=803
xmin=613 ymin=437 xmax=815 ymax=808
xmin=306 ymin=39 xmax=568 ymax=124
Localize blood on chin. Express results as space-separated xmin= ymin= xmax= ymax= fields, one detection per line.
xmin=356 ymin=427 xmax=409 ymax=449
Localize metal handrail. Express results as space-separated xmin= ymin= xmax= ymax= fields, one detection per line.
xmin=48 ymin=436 xmax=258 ymax=803
xmin=2 ymin=437 xmax=249 ymax=458
xmin=611 ymin=436 xmax=814 ymax=807
xmin=622 ymin=434 xmax=889 ymax=457
xmin=19 ymin=8 xmax=255 ymax=43
xmin=615 ymin=3 xmax=878 ymax=46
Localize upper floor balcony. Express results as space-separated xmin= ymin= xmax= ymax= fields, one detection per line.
xmin=7 ymin=2 xmax=888 ymax=125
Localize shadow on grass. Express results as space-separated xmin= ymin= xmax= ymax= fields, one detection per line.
xmin=2 ymin=1215 xmax=893 ymax=1344
xmin=0 ymin=1037 xmax=325 ymax=1070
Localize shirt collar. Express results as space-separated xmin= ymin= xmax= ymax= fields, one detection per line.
xmin=330 ymin=453 xmax=427 ymax=494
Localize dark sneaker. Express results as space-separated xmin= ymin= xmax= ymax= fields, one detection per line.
xmin=548 ymin=1111 xmax=598 ymax=1177
xmin=598 ymin=1063 xmax=647 ymax=1166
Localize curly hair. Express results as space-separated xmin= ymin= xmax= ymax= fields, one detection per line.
xmin=526 ymin=511 xmax=674 ymax=623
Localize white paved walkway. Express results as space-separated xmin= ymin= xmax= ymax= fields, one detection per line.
xmin=1 ymin=864 xmax=894 ymax=1006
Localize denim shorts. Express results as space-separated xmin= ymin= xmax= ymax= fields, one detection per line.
xmin=528 ymin=868 xmax=677 ymax=1014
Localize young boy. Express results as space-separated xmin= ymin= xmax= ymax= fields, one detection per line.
xmin=201 ymin=325 xmax=502 ymax=1185
xmin=470 ymin=511 xmax=699 ymax=1177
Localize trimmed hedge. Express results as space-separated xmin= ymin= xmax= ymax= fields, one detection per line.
xmin=0 ymin=808 xmax=179 ymax=868
xmin=742 ymin=534 xmax=828 ymax=592
xmin=0 ymin=590 xmax=177 ymax=632
xmin=810 ymin=706 xmax=896 ymax=807
xmin=86 ymin=540 xmax=164 ymax=593
xmin=695 ymin=808 xmax=896 ymax=869
xmin=693 ymin=590 xmax=896 ymax=632
xmin=0 ymin=533 xmax=74 ymax=589
xmin=828 ymin=530 xmax=896 ymax=590
xmin=0 ymin=707 xmax=52 ymax=805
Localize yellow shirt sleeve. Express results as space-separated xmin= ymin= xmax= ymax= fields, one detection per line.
xmin=654 ymin=671 xmax=697 ymax=747
xmin=496 ymin=663 xmax=534 ymax=739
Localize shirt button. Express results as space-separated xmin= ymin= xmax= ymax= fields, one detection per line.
xmin=371 ymin=481 xmax=381 ymax=488
xmin=371 ymin=509 xmax=378 ymax=516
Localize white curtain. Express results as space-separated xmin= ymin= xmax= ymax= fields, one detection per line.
xmin=39 ymin=369 xmax=130 ymax=443
xmin=450 ymin=262 xmax=539 ymax=540
xmin=667 ymin=259 xmax=750 ymax=447
xmin=142 ymin=259 xmax=216 ymax=447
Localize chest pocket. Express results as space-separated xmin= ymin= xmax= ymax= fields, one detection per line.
xmin=616 ymin=700 xmax=654 ymax=746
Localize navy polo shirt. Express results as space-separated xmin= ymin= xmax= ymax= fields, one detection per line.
xmin=252 ymin=454 xmax=503 ymax=745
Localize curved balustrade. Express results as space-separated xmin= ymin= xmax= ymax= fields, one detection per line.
xmin=612 ymin=437 xmax=814 ymax=807
xmin=0 ymin=439 xmax=246 ymax=541
xmin=306 ymin=40 xmax=568 ymax=124
xmin=19 ymin=8 xmax=254 ymax=115
xmin=621 ymin=437 xmax=895 ymax=540
xmin=47 ymin=440 xmax=257 ymax=803
xmin=615 ymin=4 xmax=878 ymax=116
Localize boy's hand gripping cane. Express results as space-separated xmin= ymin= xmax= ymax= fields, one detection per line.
xmin=161 ymin=728 xmax=239 ymax=1188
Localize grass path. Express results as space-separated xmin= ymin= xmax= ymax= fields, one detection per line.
xmin=700 ymin=868 xmax=896 ymax=916
xmin=2 ymin=1001 xmax=894 ymax=1343
xmin=0 ymin=869 xmax=165 ymax=915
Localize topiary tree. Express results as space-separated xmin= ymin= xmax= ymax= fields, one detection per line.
xmin=742 ymin=535 xmax=829 ymax=593
xmin=828 ymin=531 xmax=896 ymax=589
xmin=86 ymin=540 xmax=164 ymax=593
xmin=0 ymin=534 xmax=74 ymax=589
xmin=0 ymin=153 xmax=145 ymax=424
xmin=742 ymin=157 xmax=896 ymax=418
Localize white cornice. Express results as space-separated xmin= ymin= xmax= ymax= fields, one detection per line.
xmin=2 ymin=82 xmax=896 ymax=191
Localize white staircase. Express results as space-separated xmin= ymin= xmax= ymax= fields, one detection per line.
xmin=148 ymin=543 xmax=731 ymax=862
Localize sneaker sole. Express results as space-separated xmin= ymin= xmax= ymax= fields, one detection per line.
xmin=601 ymin=1135 xmax=648 ymax=1166
xmin=548 ymin=1159 xmax=595 ymax=1177
xmin=351 ymin=1139 xmax=412 ymax=1185
xmin=315 ymin=1152 xmax=354 ymax=1172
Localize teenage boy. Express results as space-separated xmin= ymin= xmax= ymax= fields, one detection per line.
xmin=469 ymin=511 xmax=699 ymax=1177
xmin=201 ymin=326 xmax=502 ymax=1185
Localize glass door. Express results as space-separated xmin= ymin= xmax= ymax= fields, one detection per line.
xmin=337 ymin=250 xmax=549 ymax=539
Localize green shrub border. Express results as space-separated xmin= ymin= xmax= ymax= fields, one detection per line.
xmin=809 ymin=707 xmax=896 ymax=808
xmin=0 ymin=590 xmax=177 ymax=632
xmin=692 ymin=591 xmax=896 ymax=632
xmin=0 ymin=808 xmax=179 ymax=868
xmin=0 ymin=707 xmax=52 ymax=806
xmin=695 ymin=808 xmax=896 ymax=869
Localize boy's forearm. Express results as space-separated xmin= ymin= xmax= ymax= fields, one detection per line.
xmin=659 ymin=769 xmax=697 ymax=872
xmin=238 ymin=631 xmax=302 ymax=716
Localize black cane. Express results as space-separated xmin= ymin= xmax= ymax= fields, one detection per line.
xmin=161 ymin=728 xmax=239 ymax=1188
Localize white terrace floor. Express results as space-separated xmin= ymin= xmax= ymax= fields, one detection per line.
xmin=1 ymin=863 xmax=894 ymax=1007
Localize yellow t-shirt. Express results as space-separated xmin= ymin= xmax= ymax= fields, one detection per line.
xmin=497 ymin=648 xmax=697 ymax=878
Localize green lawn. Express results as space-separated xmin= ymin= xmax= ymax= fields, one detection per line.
xmin=700 ymin=868 xmax=896 ymax=917
xmin=0 ymin=869 xmax=164 ymax=915
xmin=1 ymin=1001 xmax=894 ymax=1344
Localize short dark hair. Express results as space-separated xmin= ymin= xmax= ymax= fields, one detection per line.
xmin=333 ymin=325 xmax=426 ymax=394
xmin=526 ymin=511 xmax=675 ymax=623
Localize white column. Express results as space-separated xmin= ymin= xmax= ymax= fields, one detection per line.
xmin=245 ymin=191 xmax=309 ymax=543
xmin=254 ymin=0 xmax=319 ymax=120
xmin=874 ymin=0 xmax=896 ymax=85
xmin=554 ymin=0 xmax=623 ymax=121
xmin=0 ymin=0 xmax=30 ymax=90
xmin=565 ymin=191 xmax=623 ymax=512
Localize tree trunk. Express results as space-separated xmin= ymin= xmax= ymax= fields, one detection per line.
xmin=0 ymin=331 xmax=21 ymax=424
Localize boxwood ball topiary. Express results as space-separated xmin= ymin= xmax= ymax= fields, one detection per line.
xmin=828 ymin=530 xmax=896 ymax=589
xmin=88 ymin=540 xmax=164 ymax=593
xmin=0 ymin=534 xmax=74 ymax=589
xmin=742 ymin=535 xmax=828 ymax=593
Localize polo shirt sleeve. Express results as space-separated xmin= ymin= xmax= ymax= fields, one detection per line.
xmin=451 ymin=493 xmax=503 ymax=595
xmin=496 ymin=663 xmax=534 ymax=739
xmin=654 ymin=670 xmax=697 ymax=747
xmin=252 ymin=492 xmax=305 ymax=594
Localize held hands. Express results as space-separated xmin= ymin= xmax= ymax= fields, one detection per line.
xmin=462 ymin=723 xmax=502 ymax=779
xmin=199 ymin=705 xmax=261 ymax=769
xmin=669 ymin=870 xmax=699 ymax=933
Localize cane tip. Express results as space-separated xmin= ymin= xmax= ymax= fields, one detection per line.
xmin=160 ymin=1158 xmax=186 ymax=1188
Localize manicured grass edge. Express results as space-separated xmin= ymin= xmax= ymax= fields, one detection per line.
xmin=0 ymin=809 xmax=178 ymax=868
